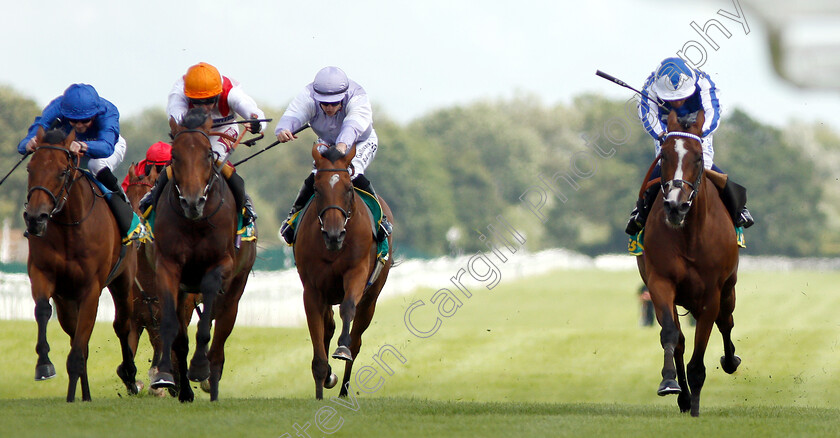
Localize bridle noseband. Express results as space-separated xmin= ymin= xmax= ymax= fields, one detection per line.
xmin=25 ymin=145 xmax=82 ymax=219
xmin=316 ymin=168 xmax=353 ymax=230
xmin=661 ymin=131 xmax=704 ymax=206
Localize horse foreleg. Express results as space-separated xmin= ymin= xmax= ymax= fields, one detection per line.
xmin=653 ymin=293 xmax=681 ymax=397
xmin=686 ymin=297 xmax=720 ymax=417
xmin=66 ymin=292 xmax=100 ymax=402
xmin=173 ymin=316 xmax=194 ymax=403
xmin=205 ymin=287 xmax=244 ymax=401
xmin=189 ymin=266 xmax=223 ymax=384
xmin=150 ymin=290 xmax=179 ymax=390
xmin=303 ymin=288 xmax=329 ymax=400
xmin=717 ymin=284 xmax=740 ymax=374
xmin=33 ymin=297 xmax=56 ymax=381
xmin=339 ymin=294 xmax=378 ymax=397
xmin=334 ymin=275 xmax=368 ymax=361
xmin=322 ymin=308 xmax=338 ymax=391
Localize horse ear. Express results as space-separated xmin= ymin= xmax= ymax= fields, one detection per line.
xmin=169 ymin=116 xmax=179 ymax=136
xmin=666 ymin=110 xmax=680 ymax=132
xmin=35 ymin=126 xmax=45 ymax=144
xmin=128 ymin=163 xmax=136 ymax=178
xmin=312 ymin=142 xmax=324 ymax=164
xmin=65 ymin=129 xmax=76 ymax=146
xmin=343 ymin=144 xmax=357 ymax=164
xmin=202 ymin=112 xmax=213 ymax=131
xmin=693 ymin=110 xmax=705 ymax=134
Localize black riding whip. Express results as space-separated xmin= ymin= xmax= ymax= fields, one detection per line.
xmin=0 ymin=152 xmax=32 ymax=188
xmin=233 ymin=124 xmax=311 ymax=166
xmin=595 ymin=70 xmax=667 ymax=110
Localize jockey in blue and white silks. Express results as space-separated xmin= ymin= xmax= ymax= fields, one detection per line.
xmin=275 ymin=66 xmax=391 ymax=245
xmin=638 ymin=57 xmax=721 ymax=170
xmin=625 ymin=57 xmax=754 ymax=236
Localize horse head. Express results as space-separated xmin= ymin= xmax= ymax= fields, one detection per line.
xmin=659 ymin=109 xmax=706 ymax=228
xmin=23 ymin=127 xmax=79 ymax=237
xmin=168 ymin=108 xmax=216 ymax=220
xmin=126 ymin=161 xmax=157 ymax=214
xmin=312 ymin=143 xmax=356 ymax=251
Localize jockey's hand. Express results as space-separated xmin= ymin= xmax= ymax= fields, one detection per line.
xmin=249 ymin=113 xmax=262 ymax=134
xmin=25 ymin=137 xmax=37 ymax=152
xmin=69 ymin=141 xmax=88 ymax=155
xmin=276 ymin=129 xmax=296 ymax=143
xmin=336 ymin=142 xmax=348 ymax=154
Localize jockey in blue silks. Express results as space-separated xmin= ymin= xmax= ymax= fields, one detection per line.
xmin=625 ymin=57 xmax=754 ymax=236
xmin=18 ymin=84 xmax=136 ymax=238
xmin=275 ymin=66 xmax=392 ymax=245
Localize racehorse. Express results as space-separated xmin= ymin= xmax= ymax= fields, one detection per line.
xmin=295 ymin=143 xmax=394 ymax=399
xmin=23 ymin=127 xmax=138 ymax=402
xmin=636 ymin=110 xmax=741 ymax=416
xmin=149 ymin=108 xmax=257 ymax=402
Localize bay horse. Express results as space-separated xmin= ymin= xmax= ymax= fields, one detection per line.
xmin=125 ymin=163 xmax=171 ymax=397
xmin=149 ymin=108 xmax=256 ymax=402
xmin=637 ymin=110 xmax=740 ymax=416
xmin=23 ymin=127 xmax=138 ymax=402
xmin=295 ymin=144 xmax=394 ymax=399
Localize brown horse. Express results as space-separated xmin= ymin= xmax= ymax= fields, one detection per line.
xmin=295 ymin=144 xmax=394 ymax=399
xmin=149 ymin=108 xmax=256 ymax=402
xmin=637 ymin=110 xmax=740 ymax=416
xmin=23 ymin=127 xmax=138 ymax=402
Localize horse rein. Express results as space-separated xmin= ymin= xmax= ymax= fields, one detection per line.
xmin=660 ymin=131 xmax=705 ymax=206
xmin=25 ymin=145 xmax=95 ymax=223
xmin=316 ymin=168 xmax=353 ymax=230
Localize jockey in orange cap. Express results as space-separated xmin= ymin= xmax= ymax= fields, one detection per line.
xmin=139 ymin=62 xmax=265 ymax=225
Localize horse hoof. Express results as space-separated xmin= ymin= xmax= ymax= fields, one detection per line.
xmin=200 ymin=379 xmax=211 ymax=393
xmin=332 ymin=346 xmax=353 ymax=361
xmin=117 ymin=365 xmax=139 ymax=395
xmin=324 ymin=373 xmax=338 ymax=389
xmin=135 ymin=380 xmax=145 ymax=393
xmin=35 ymin=363 xmax=56 ymax=381
xmin=188 ymin=363 xmax=210 ymax=382
xmin=657 ymin=379 xmax=681 ymax=396
xmin=151 ymin=372 xmax=176 ymax=390
xmin=720 ymin=355 xmax=741 ymax=374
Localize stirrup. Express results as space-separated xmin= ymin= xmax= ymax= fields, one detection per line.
xmin=376 ymin=217 xmax=393 ymax=242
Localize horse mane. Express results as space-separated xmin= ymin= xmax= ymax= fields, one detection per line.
xmin=182 ymin=107 xmax=209 ymax=129
xmin=42 ymin=128 xmax=67 ymax=145
xmin=321 ymin=146 xmax=345 ymax=163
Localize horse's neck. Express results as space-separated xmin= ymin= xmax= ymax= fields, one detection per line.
xmin=685 ymin=176 xmax=713 ymax=234
xmin=59 ymin=175 xmax=96 ymax=220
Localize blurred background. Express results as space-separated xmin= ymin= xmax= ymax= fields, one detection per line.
xmin=1 ymin=0 xmax=838 ymax=269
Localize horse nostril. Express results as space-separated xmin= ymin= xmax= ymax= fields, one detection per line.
xmin=679 ymin=202 xmax=691 ymax=214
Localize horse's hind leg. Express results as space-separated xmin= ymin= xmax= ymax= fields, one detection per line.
xmin=674 ymin=318 xmax=691 ymax=413
xmin=110 ymin=277 xmax=139 ymax=395
xmin=33 ymin=298 xmax=56 ymax=381
xmin=717 ymin=283 xmax=740 ymax=374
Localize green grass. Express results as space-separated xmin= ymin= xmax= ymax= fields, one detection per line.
xmin=1 ymin=268 xmax=839 ymax=437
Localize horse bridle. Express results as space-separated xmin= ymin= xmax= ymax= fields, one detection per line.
xmin=316 ymin=168 xmax=353 ymax=231
xmin=170 ymin=128 xmax=223 ymax=219
xmin=25 ymin=145 xmax=89 ymax=221
xmin=660 ymin=131 xmax=704 ymax=206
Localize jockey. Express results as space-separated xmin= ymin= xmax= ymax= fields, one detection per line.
xmin=18 ymin=83 xmax=136 ymax=237
xmin=275 ymin=66 xmax=392 ymax=244
xmin=626 ymin=57 xmax=755 ymax=235
xmin=139 ymin=62 xmax=266 ymax=225
xmin=121 ymin=141 xmax=171 ymax=192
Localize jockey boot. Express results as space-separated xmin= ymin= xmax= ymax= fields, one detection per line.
xmin=719 ymin=179 xmax=754 ymax=229
xmin=224 ymin=169 xmax=257 ymax=226
xmin=138 ymin=168 xmax=169 ymax=215
xmin=280 ymin=173 xmax=315 ymax=244
xmin=96 ymin=167 xmax=128 ymax=203
xmin=96 ymin=168 xmax=133 ymax=238
xmin=352 ymin=174 xmax=393 ymax=242
xmin=625 ymin=182 xmax=660 ymax=236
